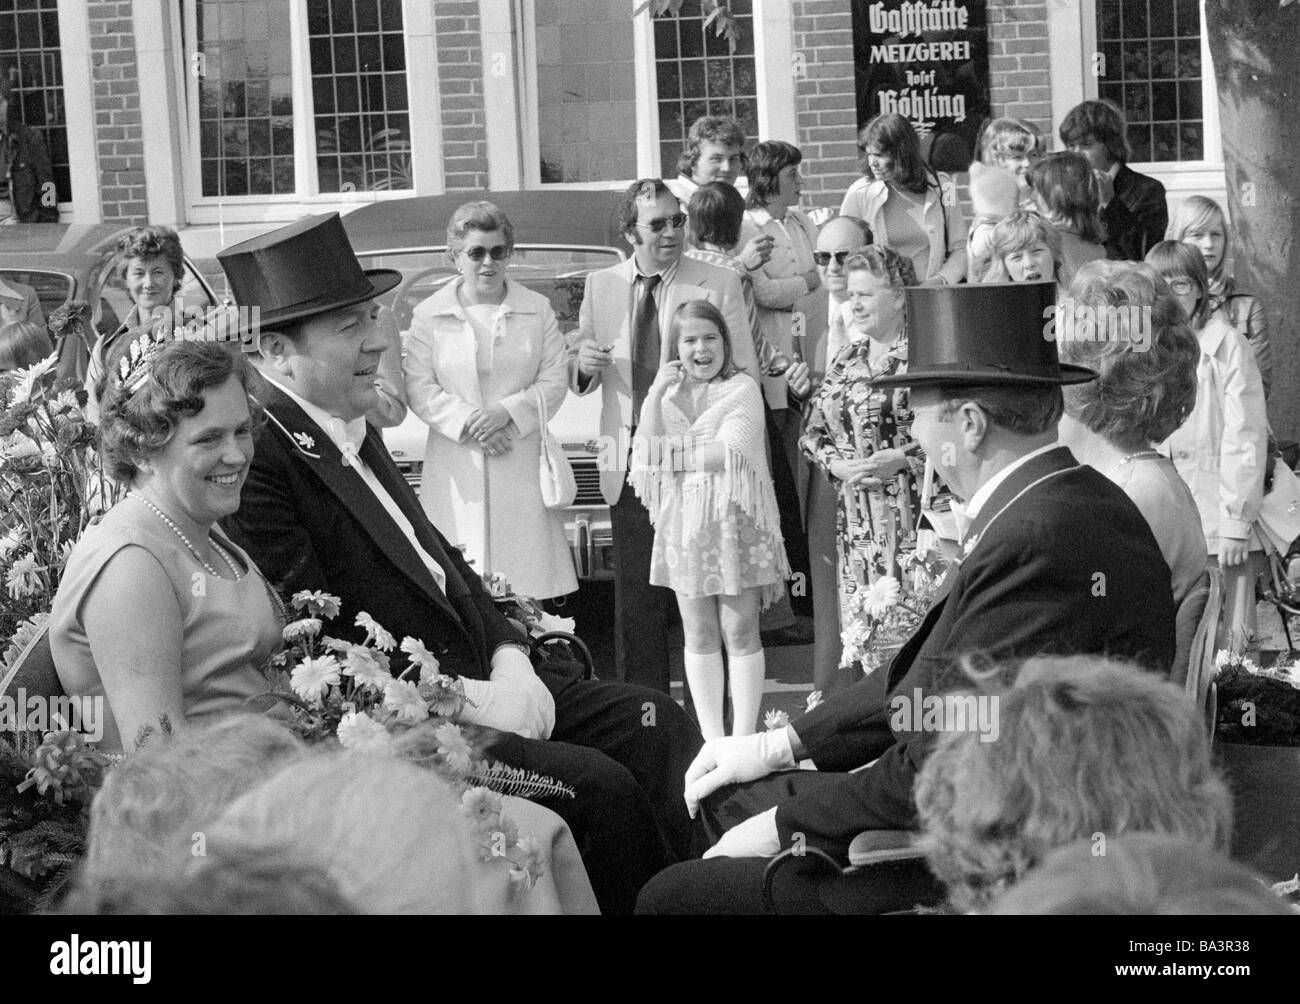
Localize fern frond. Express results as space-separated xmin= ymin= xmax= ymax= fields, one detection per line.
xmin=468 ymin=761 xmax=576 ymax=801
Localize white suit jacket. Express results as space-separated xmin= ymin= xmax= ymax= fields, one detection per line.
xmin=569 ymin=255 xmax=757 ymax=504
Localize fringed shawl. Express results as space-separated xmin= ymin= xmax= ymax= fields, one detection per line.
xmin=630 ymin=373 xmax=778 ymax=536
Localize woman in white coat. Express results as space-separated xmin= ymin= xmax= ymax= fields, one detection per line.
xmin=404 ymin=201 xmax=577 ymax=600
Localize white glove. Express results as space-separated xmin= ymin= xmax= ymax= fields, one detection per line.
xmin=684 ymin=729 xmax=796 ymax=819
xmin=456 ymin=649 xmax=555 ymax=740
xmin=703 ymin=807 xmax=782 ymax=859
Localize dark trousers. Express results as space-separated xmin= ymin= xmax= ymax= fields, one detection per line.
xmin=486 ymin=669 xmax=703 ymax=914
xmin=766 ymin=405 xmax=812 ymax=618
xmin=634 ymin=770 xmax=941 ymax=914
xmin=610 ymin=479 xmax=674 ymax=692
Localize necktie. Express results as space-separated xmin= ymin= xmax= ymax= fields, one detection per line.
xmin=631 ymin=272 xmax=663 ymax=419
xmin=326 ymin=416 xmax=367 ymax=468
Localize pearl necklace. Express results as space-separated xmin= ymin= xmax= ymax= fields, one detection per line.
xmin=129 ymin=493 xmax=242 ymax=580
xmin=1118 ymin=450 xmax=1163 ymax=466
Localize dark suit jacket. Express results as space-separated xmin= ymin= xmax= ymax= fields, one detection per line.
xmin=223 ymin=384 xmax=521 ymax=680
xmin=773 ymin=447 xmax=1176 ymax=853
xmin=1102 ymin=164 xmax=1168 ymax=262
xmin=2 ymin=120 xmax=58 ymax=223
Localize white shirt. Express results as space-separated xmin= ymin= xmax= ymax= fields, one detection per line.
xmin=262 ymin=373 xmax=447 ymax=593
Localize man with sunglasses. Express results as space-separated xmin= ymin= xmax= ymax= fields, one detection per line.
xmin=572 ymin=178 xmax=757 ymax=694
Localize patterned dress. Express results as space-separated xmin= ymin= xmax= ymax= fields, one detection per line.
xmin=800 ymin=336 xmax=923 ymax=628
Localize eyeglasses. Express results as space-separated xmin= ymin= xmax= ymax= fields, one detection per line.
xmin=636 ymin=213 xmax=688 ymax=234
xmin=464 ymin=245 xmax=511 ymax=262
xmin=1164 ymin=276 xmax=1196 ymax=295
xmin=813 ymin=250 xmax=854 ymax=267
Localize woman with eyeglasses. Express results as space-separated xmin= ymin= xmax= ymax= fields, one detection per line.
xmin=840 ymin=113 xmax=967 ymax=286
xmin=403 ymin=200 xmax=577 ymax=601
xmin=1146 ymin=240 xmax=1268 ymax=652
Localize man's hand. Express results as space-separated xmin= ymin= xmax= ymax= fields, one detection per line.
xmin=577 ymin=341 xmax=615 ymax=378
xmin=457 ymin=649 xmax=555 ymax=740
xmin=1220 ymin=537 xmax=1250 ymax=568
xmin=738 ymin=233 xmax=775 ymax=271
xmin=684 ymin=731 xmax=796 ymax=818
xmin=466 ymin=404 xmax=512 ymax=441
xmin=785 ymin=360 xmax=811 ymax=399
xmin=703 ymin=807 xmax=781 ymax=859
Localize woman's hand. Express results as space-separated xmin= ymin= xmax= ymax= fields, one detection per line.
xmin=479 ymin=428 xmax=514 ymax=458
xmin=785 ymin=360 xmax=811 ymax=398
xmin=863 ymin=447 xmax=908 ymax=478
xmin=651 ymin=359 xmax=685 ymax=395
xmin=1219 ymin=537 xmax=1250 ymax=568
xmin=466 ymin=404 xmax=512 ymax=441
xmin=829 ymin=457 xmax=876 ymax=485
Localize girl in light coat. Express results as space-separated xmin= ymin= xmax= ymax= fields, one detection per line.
xmin=404 ymin=201 xmax=577 ymax=600
xmin=1148 ymin=241 xmax=1268 ymax=651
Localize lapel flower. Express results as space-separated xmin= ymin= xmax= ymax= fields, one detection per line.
xmin=336 ymin=710 xmax=393 ymax=754
xmin=355 ymin=611 xmax=397 ymax=651
xmin=290 ymin=654 xmax=342 ymax=705
xmin=961 ymin=533 xmax=981 ymax=559
xmin=292 ymin=431 xmax=315 ymax=451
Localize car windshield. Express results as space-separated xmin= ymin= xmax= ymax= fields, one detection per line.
xmin=0 ymin=269 xmax=74 ymax=320
xmin=357 ymin=246 xmax=623 ymax=332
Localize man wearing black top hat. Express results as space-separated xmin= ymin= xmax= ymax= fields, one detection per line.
xmin=218 ymin=214 xmax=703 ymax=915
xmin=636 ymin=280 xmax=1177 ymax=914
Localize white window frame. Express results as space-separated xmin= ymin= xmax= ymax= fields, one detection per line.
xmin=58 ymin=2 xmax=99 ymax=222
xmin=1049 ymin=0 xmax=1225 ymax=205
xmin=179 ymin=0 xmax=442 ymax=225
xmin=490 ymin=0 xmax=796 ymax=191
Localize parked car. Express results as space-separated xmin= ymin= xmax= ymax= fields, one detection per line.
xmin=342 ymin=191 xmax=628 ymax=583
xmin=0 ymin=223 xmax=219 ymax=381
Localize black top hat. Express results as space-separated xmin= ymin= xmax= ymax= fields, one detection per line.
xmin=873 ymin=281 xmax=1097 ymax=389
xmin=216 ymin=213 xmax=401 ymax=334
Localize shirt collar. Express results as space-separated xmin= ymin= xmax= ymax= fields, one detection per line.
xmin=260 ymin=370 xmax=366 ymax=456
xmin=964 ymin=442 xmax=1061 ymax=521
xmin=633 ymin=258 xmax=678 ymax=285
xmin=1106 ymin=161 xmax=1122 ymax=180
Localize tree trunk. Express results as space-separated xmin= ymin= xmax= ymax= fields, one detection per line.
xmin=1205 ymin=0 xmax=1300 ymax=440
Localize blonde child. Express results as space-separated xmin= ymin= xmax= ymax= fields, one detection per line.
xmin=983 ymin=210 xmax=1064 ymax=287
xmin=631 ymin=300 xmax=789 ymax=738
xmin=965 ymin=161 xmax=1022 ymax=284
xmin=1147 ymin=240 xmax=1268 ymax=652
xmin=1027 ymin=152 xmax=1107 ymax=286
xmin=1166 ymin=195 xmax=1271 ymax=398
xmin=976 ymin=117 xmax=1045 ymax=211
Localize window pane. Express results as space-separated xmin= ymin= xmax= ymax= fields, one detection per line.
xmin=1098 ymin=1 xmax=1201 ymax=163
xmin=1 ymin=0 xmax=70 ymax=200
xmin=533 ymin=0 xmax=637 ymax=183
xmin=652 ymin=5 xmax=760 ymax=169
xmin=195 ymin=0 xmax=291 ymax=195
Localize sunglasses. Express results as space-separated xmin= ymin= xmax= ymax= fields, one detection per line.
xmin=813 ymin=250 xmax=854 ymax=267
xmin=636 ymin=213 xmax=688 ymax=234
xmin=464 ymin=245 xmax=511 ymax=262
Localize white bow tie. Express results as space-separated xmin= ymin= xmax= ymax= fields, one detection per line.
xmin=326 ymin=417 xmax=366 ymax=468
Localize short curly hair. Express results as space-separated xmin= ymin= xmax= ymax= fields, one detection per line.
xmin=977 ymin=116 xmax=1045 ymax=168
xmin=1059 ymin=260 xmax=1199 ymax=450
xmin=843 ymin=244 xmax=918 ymax=290
xmin=982 ymin=210 xmax=1064 ymax=284
xmin=915 ymin=655 xmax=1232 ymax=914
xmin=115 ymin=226 xmax=185 ymax=293
xmin=675 ymin=115 xmax=747 ymax=180
xmin=446 ymin=200 xmax=515 ymax=256
xmin=98 ymin=340 xmax=261 ymax=484
xmin=616 ymin=178 xmax=674 ymax=242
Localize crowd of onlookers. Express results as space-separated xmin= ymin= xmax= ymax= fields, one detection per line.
xmin=5 ymin=93 xmax=1297 ymax=915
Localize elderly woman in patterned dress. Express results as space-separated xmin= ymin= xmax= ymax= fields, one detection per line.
xmin=800 ymin=246 xmax=924 ymax=693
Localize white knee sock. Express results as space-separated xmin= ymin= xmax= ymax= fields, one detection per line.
xmin=683 ymin=649 xmax=726 ymax=740
xmin=727 ymin=649 xmax=767 ymax=737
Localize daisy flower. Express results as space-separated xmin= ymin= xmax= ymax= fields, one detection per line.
xmin=336 ymin=711 xmax=393 ymax=754
xmin=382 ymin=678 xmax=429 ymax=724
xmin=343 ymin=645 xmax=390 ymax=692
xmin=863 ymin=576 xmax=901 ymax=619
xmin=435 ymin=722 xmax=476 ymax=777
xmin=5 ymin=554 xmax=44 ymax=600
xmin=290 ymin=654 xmax=341 ymax=705
xmin=355 ymin=611 xmax=397 ymax=652
xmin=462 ymin=787 xmax=503 ymax=829
xmin=400 ymin=636 xmax=441 ymax=674
xmin=281 ymin=617 xmax=322 ymax=645
xmin=290 ymin=590 xmax=341 ymax=619
xmin=420 ymin=673 xmax=467 ymax=717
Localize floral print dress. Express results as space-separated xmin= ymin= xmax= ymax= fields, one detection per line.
xmin=800 ymin=336 xmax=924 ymax=631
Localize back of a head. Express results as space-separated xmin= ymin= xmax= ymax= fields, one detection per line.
xmin=204 ymin=753 xmax=482 ymax=914
xmin=990 ymin=834 xmax=1292 ymax=915
xmin=916 ymin=655 xmax=1232 ymax=912
xmin=82 ymin=715 xmax=306 ymax=884
xmin=0 ymin=319 xmax=55 ymax=372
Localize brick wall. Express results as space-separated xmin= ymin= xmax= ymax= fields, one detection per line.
xmin=791 ymin=0 xmax=861 ymax=211
xmin=988 ymin=0 xmax=1053 ymax=147
xmin=88 ymin=1 xmax=146 ymax=224
xmin=434 ymin=1 xmax=489 ymax=192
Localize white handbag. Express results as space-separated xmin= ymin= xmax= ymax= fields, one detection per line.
xmin=1256 ymin=458 xmax=1300 ymax=555
xmin=536 ymin=386 xmax=577 ymax=509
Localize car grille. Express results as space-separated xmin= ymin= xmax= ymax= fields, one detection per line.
xmin=571 ymin=457 xmax=603 ymax=505
xmin=397 ymin=461 xmax=422 ymax=489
